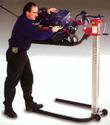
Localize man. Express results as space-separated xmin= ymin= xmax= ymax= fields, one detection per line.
xmin=3 ymin=2 xmax=61 ymax=118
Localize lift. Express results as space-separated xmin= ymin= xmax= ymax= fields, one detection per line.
xmin=34 ymin=17 xmax=108 ymax=122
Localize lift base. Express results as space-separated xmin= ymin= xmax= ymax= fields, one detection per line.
xmin=55 ymin=98 xmax=108 ymax=121
xmin=34 ymin=109 xmax=93 ymax=122
xmin=32 ymin=98 xmax=108 ymax=122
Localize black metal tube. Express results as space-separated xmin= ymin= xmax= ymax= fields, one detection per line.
xmin=0 ymin=5 xmax=18 ymax=17
xmin=35 ymin=110 xmax=93 ymax=122
xmin=55 ymin=98 xmax=91 ymax=108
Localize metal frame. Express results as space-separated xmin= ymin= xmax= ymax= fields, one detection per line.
xmin=34 ymin=18 xmax=108 ymax=122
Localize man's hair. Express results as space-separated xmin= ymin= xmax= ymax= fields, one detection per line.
xmin=23 ymin=2 xmax=37 ymax=15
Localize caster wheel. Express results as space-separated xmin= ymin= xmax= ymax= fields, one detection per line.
xmin=95 ymin=114 xmax=101 ymax=121
xmin=102 ymin=109 xmax=108 ymax=116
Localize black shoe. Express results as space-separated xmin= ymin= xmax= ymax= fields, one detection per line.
xmin=26 ymin=102 xmax=43 ymax=112
xmin=4 ymin=108 xmax=17 ymax=118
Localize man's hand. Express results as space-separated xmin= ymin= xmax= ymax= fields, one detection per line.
xmin=51 ymin=26 xmax=62 ymax=32
xmin=47 ymin=8 xmax=58 ymax=14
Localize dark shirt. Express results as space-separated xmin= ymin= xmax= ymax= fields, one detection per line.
xmin=9 ymin=15 xmax=53 ymax=51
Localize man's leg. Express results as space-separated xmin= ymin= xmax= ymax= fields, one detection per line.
xmin=4 ymin=49 xmax=27 ymax=118
xmin=20 ymin=56 xmax=43 ymax=112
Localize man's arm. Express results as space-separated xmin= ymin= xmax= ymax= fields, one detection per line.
xmin=22 ymin=19 xmax=61 ymax=41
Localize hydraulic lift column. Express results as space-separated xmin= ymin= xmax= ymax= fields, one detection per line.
xmin=91 ymin=18 xmax=101 ymax=116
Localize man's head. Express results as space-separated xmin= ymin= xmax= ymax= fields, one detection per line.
xmin=23 ymin=2 xmax=38 ymax=20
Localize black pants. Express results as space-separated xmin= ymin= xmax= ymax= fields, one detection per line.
xmin=4 ymin=48 xmax=34 ymax=106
